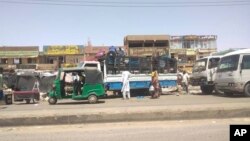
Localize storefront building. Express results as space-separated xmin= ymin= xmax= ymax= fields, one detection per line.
xmin=41 ymin=45 xmax=84 ymax=68
xmin=124 ymin=35 xmax=170 ymax=57
xmin=0 ymin=46 xmax=39 ymax=70
xmin=170 ymin=35 xmax=217 ymax=72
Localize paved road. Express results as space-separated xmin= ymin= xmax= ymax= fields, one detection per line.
xmin=1 ymin=92 xmax=249 ymax=112
xmin=0 ymin=118 xmax=249 ymax=141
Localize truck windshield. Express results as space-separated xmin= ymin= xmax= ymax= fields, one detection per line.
xmin=77 ymin=62 xmax=84 ymax=68
xmin=208 ymin=58 xmax=220 ymax=69
xmin=217 ymin=55 xmax=240 ymax=72
xmin=193 ymin=58 xmax=207 ymax=72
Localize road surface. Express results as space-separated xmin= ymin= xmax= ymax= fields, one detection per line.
xmin=0 ymin=118 xmax=249 ymax=141
xmin=1 ymin=92 xmax=250 ymax=112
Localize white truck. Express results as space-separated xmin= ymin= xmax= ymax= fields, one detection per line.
xmin=190 ymin=55 xmax=221 ymax=94
xmin=215 ymin=48 xmax=250 ymax=97
xmin=78 ymin=58 xmax=177 ymax=94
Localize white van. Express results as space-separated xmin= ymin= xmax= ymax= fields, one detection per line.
xmin=215 ymin=48 xmax=250 ymax=96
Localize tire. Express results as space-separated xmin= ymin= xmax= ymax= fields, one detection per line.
xmin=48 ymin=97 xmax=57 ymax=105
xmin=200 ymin=85 xmax=213 ymax=94
xmin=224 ymin=92 xmax=234 ymax=96
xmin=244 ymin=83 xmax=250 ymax=97
xmin=214 ymin=86 xmax=223 ymax=95
xmin=88 ymin=95 xmax=98 ymax=104
xmin=25 ymin=99 xmax=31 ymax=104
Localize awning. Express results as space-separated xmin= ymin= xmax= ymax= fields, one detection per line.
xmin=0 ymin=51 xmax=39 ymax=58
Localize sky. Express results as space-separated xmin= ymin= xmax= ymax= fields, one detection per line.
xmin=0 ymin=0 xmax=250 ymax=51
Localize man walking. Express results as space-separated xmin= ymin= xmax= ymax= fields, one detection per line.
xmin=121 ymin=71 xmax=131 ymax=100
xmin=182 ymin=71 xmax=190 ymax=94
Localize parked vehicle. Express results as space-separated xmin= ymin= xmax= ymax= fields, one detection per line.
xmin=48 ymin=68 xmax=105 ymax=104
xmin=190 ymin=49 xmax=241 ymax=94
xmin=190 ymin=55 xmax=221 ymax=94
xmin=78 ymin=55 xmax=177 ymax=95
xmin=215 ymin=48 xmax=250 ymax=96
xmin=11 ymin=72 xmax=40 ymax=104
xmin=0 ymin=67 xmax=3 ymax=100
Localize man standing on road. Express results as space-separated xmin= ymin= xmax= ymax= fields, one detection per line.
xmin=151 ymin=67 xmax=161 ymax=98
xmin=121 ymin=71 xmax=131 ymax=100
xmin=177 ymin=69 xmax=183 ymax=95
xmin=182 ymin=70 xmax=190 ymax=94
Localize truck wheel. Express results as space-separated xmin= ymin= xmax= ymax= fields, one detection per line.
xmin=88 ymin=95 xmax=98 ymax=104
xmin=25 ymin=99 xmax=31 ymax=104
xmin=244 ymin=83 xmax=250 ymax=97
xmin=48 ymin=97 xmax=57 ymax=105
xmin=224 ymin=92 xmax=234 ymax=96
xmin=200 ymin=86 xmax=213 ymax=94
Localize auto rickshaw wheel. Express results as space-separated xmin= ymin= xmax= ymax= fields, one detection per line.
xmin=88 ymin=95 xmax=98 ymax=104
xmin=48 ymin=97 xmax=57 ymax=105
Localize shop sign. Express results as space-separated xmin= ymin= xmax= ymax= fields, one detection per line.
xmin=198 ymin=35 xmax=217 ymax=40
xmin=186 ymin=49 xmax=196 ymax=55
xmin=170 ymin=36 xmax=182 ymax=40
xmin=184 ymin=35 xmax=198 ymax=40
xmin=170 ymin=49 xmax=186 ymax=54
xmin=43 ymin=45 xmax=83 ymax=55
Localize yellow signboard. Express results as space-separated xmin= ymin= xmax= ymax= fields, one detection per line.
xmin=186 ymin=49 xmax=196 ymax=56
xmin=44 ymin=45 xmax=83 ymax=55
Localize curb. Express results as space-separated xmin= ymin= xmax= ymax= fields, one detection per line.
xmin=1 ymin=107 xmax=250 ymax=127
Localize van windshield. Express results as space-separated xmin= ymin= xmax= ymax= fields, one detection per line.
xmin=217 ymin=55 xmax=240 ymax=72
xmin=193 ymin=58 xmax=207 ymax=72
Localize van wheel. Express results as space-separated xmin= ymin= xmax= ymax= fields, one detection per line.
xmin=88 ymin=95 xmax=98 ymax=104
xmin=48 ymin=97 xmax=57 ymax=105
xmin=244 ymin=83 xmax=250 ymax=97
xmin=201 ymin=85 xmax=213 ymax=94
xmin=214 ymin=86 xmax=223 ymax=95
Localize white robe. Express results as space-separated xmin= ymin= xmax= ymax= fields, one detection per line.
xmin=121 ymin=71 xmax=131 ymax=92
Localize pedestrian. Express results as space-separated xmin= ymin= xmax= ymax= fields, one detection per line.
xmin=151 ymin=67 xmax=161 ymax=99
xmin=121 ymin=71 xmax=131 ymax=100
xmin=177 ymin=69 xmax=183 ymax=95
xmin=182 ymin=70 xmax=190 ymax=94
xmin=33 ymin=79 xmax=40 ymax=92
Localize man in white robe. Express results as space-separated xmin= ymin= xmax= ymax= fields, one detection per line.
xmin=121 ymin=71 xmax=131 ymax=100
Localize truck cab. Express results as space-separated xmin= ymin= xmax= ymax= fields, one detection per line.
xmin=190 ymin=56 xmax=221 ymax=94
xmin=77 ymin=61 xmax=101 ymax=71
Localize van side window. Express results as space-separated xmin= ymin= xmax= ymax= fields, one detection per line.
xmin=242 ymin=55 xmax=250 ymax=69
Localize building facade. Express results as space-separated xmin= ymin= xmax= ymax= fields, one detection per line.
xmin=40 ymin=45 xmax=84 ymax=69
xmin=0 ymin=46 xmax=39 ymax=70
xmin=83 ymin=45 xmax=126 ymax=61
xmin=83 ymin=46 xmax=109 ymax=61
xmin=124 ymin=35 xmax=170 ymax=57
xmin=170 ymin=35 xmax=217 ymax=72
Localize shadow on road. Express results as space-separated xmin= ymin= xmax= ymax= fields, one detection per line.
xmin=212 ymin=93 xmax=248 ymax=98
xmin=56 ymin=100 xmax=106 ymax=105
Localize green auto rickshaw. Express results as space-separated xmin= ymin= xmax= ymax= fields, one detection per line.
xmin=48 ymin=68 xmax=105 ymax=105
